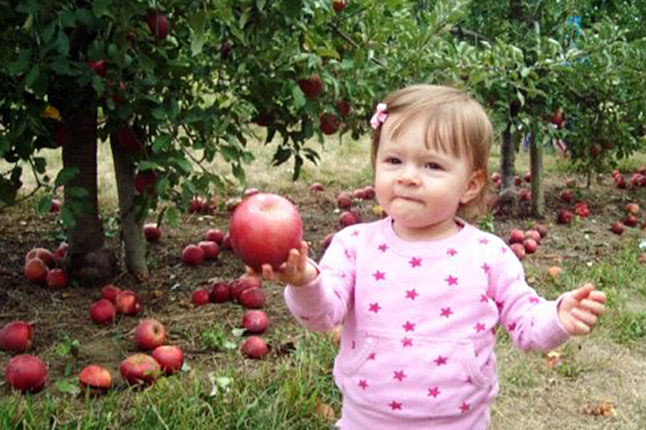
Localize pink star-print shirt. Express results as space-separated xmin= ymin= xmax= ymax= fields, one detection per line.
xmin=285 ymin=217 xmax=570 ymax=430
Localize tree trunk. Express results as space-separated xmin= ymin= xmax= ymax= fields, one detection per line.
xmin=61 ymin=103 xmax=117 ymax=286
xmin=110 ymin=134 xmax=148 ymax=282
xmin=500 ymin=120 xmax=516 ymax=190
xmin=530 ymin=121 xmax=544 ymax=218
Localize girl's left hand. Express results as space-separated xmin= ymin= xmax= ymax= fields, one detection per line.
xmin=558 ymin=283 xmax=606 ymax=336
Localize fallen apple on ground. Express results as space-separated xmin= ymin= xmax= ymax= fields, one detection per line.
xmin=144 ymin=224 xmax=162 ymax=242
xmin=182 ymin=244 xmax=205 ymax=266
xmin=120 ymin=353 xmax=161 ymax=385
xmin=45 ymin=269 xmax=68 ymax=290
xmin=89 ymin=299 xmax=116 ymax=325
xmin=198 ymin=241 xmax=220 ymax=260
xmin=134 ymin=319 xmax=166 ymax=351
xmin=100 ymin=284 xmax=122 ymax=303
xmin=24 ymin=258 xmax=48 ymax=284
xmin=0 ymin=321 xmax=33 ymax=352
xmin=241 ymin=336 xmax=269 ymax=359
xmin=5 ymin=354 xmax=48 ymax=393
xmin=508 ymin=229 xmax=525 ymax=244
xmin=510 ymin=243 xmax=525 ymax=261
xmin=114 ymin=290 xmax=140 ymax=316
xmin=610 ymin=222 xmax=625 ymax=235
xmin=239 ymin=287 xmax=266 ymax=309
xmin=151 ymin=345 xmax=184 ymax=375
xmin=209 ymin=281 xmax=231 ymax=303
xmin=191 ymin=289 xmax=210 ymax=307
xmin=242 ymin=310 xmax=269 ymax=335
xmin=230 ymin=276 xmax=262 ymax=302
xmin=79 ymin=364 xmax=112 ymax=394
xmin=337 ymin=192 xmax=352 ymax=209
xmin=204 ymin=228 xmax=225 ymax=245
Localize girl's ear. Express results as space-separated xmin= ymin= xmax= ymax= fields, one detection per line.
xmin=460 ymin=169 xmax=486 ymax=205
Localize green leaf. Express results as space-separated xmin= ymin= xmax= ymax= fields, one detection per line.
xmin=66 ymin=186 xmax=88 ymax=199
xmin=33 ymin=157 xmax=46 ymax=174
xmin=151 ymin=107 xmax=166 ymax=120
xmin=25 ymin=66 xmax=40 ymax=88
xmin=7 ymin=50 xmax=31 ymax=76
xmin=56 ymin=379 xmax=81 ymax=396
xmin=256 ymin=0 xmax=267 ymax=11
xmin=172 ymin=158 xmax=193 ymax=174
xmin=191 ymin=33 xmax=207 ymax=57
xmin=166 ymin=206 xmax=179 ymax=228
xmin=16 ymin=0 xmax=40 ymax=14
xmin=37 ymin=195 xmax=52 ymax=214
xmin=92 ymin=0 xmax=111 ymax=17
xmin=55 ymin=30 xmax=70 ymax=56
xmin=291 ymin=85 xmax=306 ymax=110
xmin=0 ymin=178 xmax=18 ymax=205
xmin=272 ymin=146 xmax=292 ymax=166
xmin=520 ymin=66 xmax=530 ymax=78
xmin=91 ymin=75 xmax=105 ymax=97
xmin=55 ymin=168 xmax=79 ymax=186
xmin=59 ymin=206 xmax=76 ymax=228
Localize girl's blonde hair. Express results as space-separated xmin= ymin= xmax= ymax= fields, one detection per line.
xmin=371 ymin=84 xmax=493 ymax=221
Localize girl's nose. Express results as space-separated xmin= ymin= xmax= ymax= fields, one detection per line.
xmin=397 ymin=165 xmax=421 ymax=186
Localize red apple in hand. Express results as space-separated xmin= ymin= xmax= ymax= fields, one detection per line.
xmin=151 ymin=345 xmax=184 ymax=375
xmin=120 ymin=354 xmax=161 ymax=385
xmin=5 ymin=354 xmax=48 ymax=393
xmin=133 ymin=318 xmax=166 ymax=351
xmin=229 ymin=193 xmax=303 ymax=271
xmin=79 ymin=365 xmax=112 ymax=394
xmin=0 ymin=321 xmax=34 ymax=352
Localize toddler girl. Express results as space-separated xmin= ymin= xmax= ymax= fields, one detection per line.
xmin=255 ymin=84 xmax=606 ymax=429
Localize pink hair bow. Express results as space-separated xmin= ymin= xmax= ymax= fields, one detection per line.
xmin=370 ymin=103 xmax=388 ymax=129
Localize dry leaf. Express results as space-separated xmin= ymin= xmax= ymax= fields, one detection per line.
xmin=546 ymin=350 xmax=562 ymax=367
xmin=330 ymin=325 xmax=342 ymax=347
xmin=584 ymin=401 xmax=617 ymax=417
xmin=314 ymin=401 xmax=336 ymax=420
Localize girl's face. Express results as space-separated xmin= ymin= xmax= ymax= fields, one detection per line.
xmin=374 ymin=113 xmax=484 ymax=241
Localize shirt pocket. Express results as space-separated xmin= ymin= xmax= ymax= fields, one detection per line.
xmin=337 ymin=330 xmax=491 ymax=420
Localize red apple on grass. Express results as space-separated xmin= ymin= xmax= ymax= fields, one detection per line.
xmin=144 ymin=224 xmax=162 ymax=242
xmin=559 ymin=189 xmax=574 ymax=204
xmin=337 ymin=192 xmax=352 ymax=209
xmin=120 ymin=353 xmax=161 ymax=385
xmin=25 ymin=248 xmax=55 ymax=268
xmin=230 ymin=276 xmax=262 ymax=302
xmin=242 ymin=310 xmax=269 ymax=335
xmin=308 ymin=183 xmax=325 ymax=193
xmin=0 ymin=321 xmax=33 ymax=352
xmin=339 ymin=211 xmax=360 ymax=228
xmin=198 ymin=241 xmax=220 ymax=260
xmin=191 ymin=289 xmax=211 ymax=307
xmin=523 ymin=238 xmax=538 ymax=254
xmin=114 ymin=290 xmax=140 ymax=316
xmin=24 ymin=258 xmax=48 ymax=284
xmin=79 ymin=365 xmax=112 ymax=394
xmin=209 ymin=281 xmax=231 ymax=303
xmin=623 ymin=215 xmax=638 ymax=227
xmin=101 ymin=284 xmax=122 ymax=303
xmin=239 ymin=287 xmax=266 ymax=309
xmin=524 ymin=230 xmax=541 ymax=244
xmin=204 ymin=228 xmax=224 ymax=245
xmin=151 ymin=345 xmax=184 ymax=375
xmin=89 ymin=299 xmax=116 ymax=325
xmin=229 ymin=193 xmax=303 ymax=271
xmin=557 ymin=209 xmax=574 ymax=225
xmin=508 ymin=229 xmax=525 ymax=244
xmin=134 ymin=319 xmax=166 ymax=351
xmin=533 ymin=223 xmax=548 ymax=238
xmin=510 ymin=243 xmax=525 ymax=261
xmin=241 ymin=336 xmax=269 ymax=359
xmin=46 ymin=268 xmax=69 ymax=290
xmin=611 ymin=222 xmax=625 ymax=235
xmin=626 ymin=203 xmax=640 ymax=215
xmin=182 ymin=244 xmax=205 ymax=266
xmin=362 ymin=185 xmax=376 ymax=200
xmin=189 ymin=197 xmax=205 ymax=213
xmin=5 ymin=354 xmax=48 ymax=393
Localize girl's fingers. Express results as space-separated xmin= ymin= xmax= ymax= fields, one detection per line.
xmin=572 ymin=307 xmax=597 ymax=327
xmin=261 ymin=264 xmax=275 ymax=280
xmin=589 ymin=290 xmax=607 ymax=304
xmin=580 ymin=299 xmax=605 ymax=315
xmin=572 ymin=319 xmax=591 ymax=335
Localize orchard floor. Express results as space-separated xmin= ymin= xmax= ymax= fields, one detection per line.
xmin=1 ymin=166 xmax=646 ymax=429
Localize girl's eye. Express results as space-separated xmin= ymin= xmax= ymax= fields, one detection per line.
xmin=425 ymin=162 xmax=442 ymax=170
xmin=385 ymin=157 xmax=401 ymax=164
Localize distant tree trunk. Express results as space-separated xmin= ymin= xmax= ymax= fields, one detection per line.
xmin=501 ymin=120 xmax=516 ymax=190
xmin=530 ymin=120 xmax=544 ymax=218
xmin=110 ymin=134 xmax=148 ymax=282
xmin=61 ymin=101 xmax=117 ymax=286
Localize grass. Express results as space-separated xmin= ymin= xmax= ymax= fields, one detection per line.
xmin=2 ymin=133 xmax=646 ymax=429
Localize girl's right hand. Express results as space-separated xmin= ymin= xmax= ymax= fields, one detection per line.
xmin=246 ymin=241 xmax=318 ymax=287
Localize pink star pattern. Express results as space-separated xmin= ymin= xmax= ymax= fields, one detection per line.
xmin=401 ymin=337 xmax=413 ymax=347
xmin=465 ymin=376 xmax=473 ymax=384
xmin=481 ymin=263 xmax=490 ymax=273
xmin=405 ymin=289 xmax=418 ymax=300
xmin=474 ymin=322 xmax=486 ymax=333
xmin=351 ymin=230 xmax=359 ymax=236
xmin=480 ymin=294 xmax=490 ymax=303
xmin=479 ymin=238 xmax=489 ymax=244
xmin=358 ymin=379 xmax=368 ymax=390
xmin=446 ymin=248 xmax=458 ymax=256
xmin=427 ymin=386 xmax=441 ymax=398
xmin=369 ymin=303 xmax=381 ymax=313
xmin=460 ymin=402 xmax=470 ymax=413
xmin=409 ymin=257 xmax=422 ymax=268
xmin=378 ymin=243 xmax=388 ymax=252
xmin=501 ymin=246 xmax=507 ymax=253
xmin=393 ymin=370 xmax=407 ymax=381
xmin=529 ymin=297 xmax=540 ymax=304
xmin=368 ymin=353 xmax=376 ymax=360
xmin=389 ymin=401 xmax=402 ymax=410
xmin=508 ymin=321 xmax=517 ymax=331
xmin=434 ymin=355 xmax=448 ymax=366
xmin=496 ymin=301 xmax=504 ymax=312
xmin=445 ymin=275 xmax=458 ymax=286
xmin=373 ymin=270 xmax=385 ymax=281
xmin=402 ymin=321 xmax=416 ymax=332
xmin=440 ymin=307 xmax=453 ymax=318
